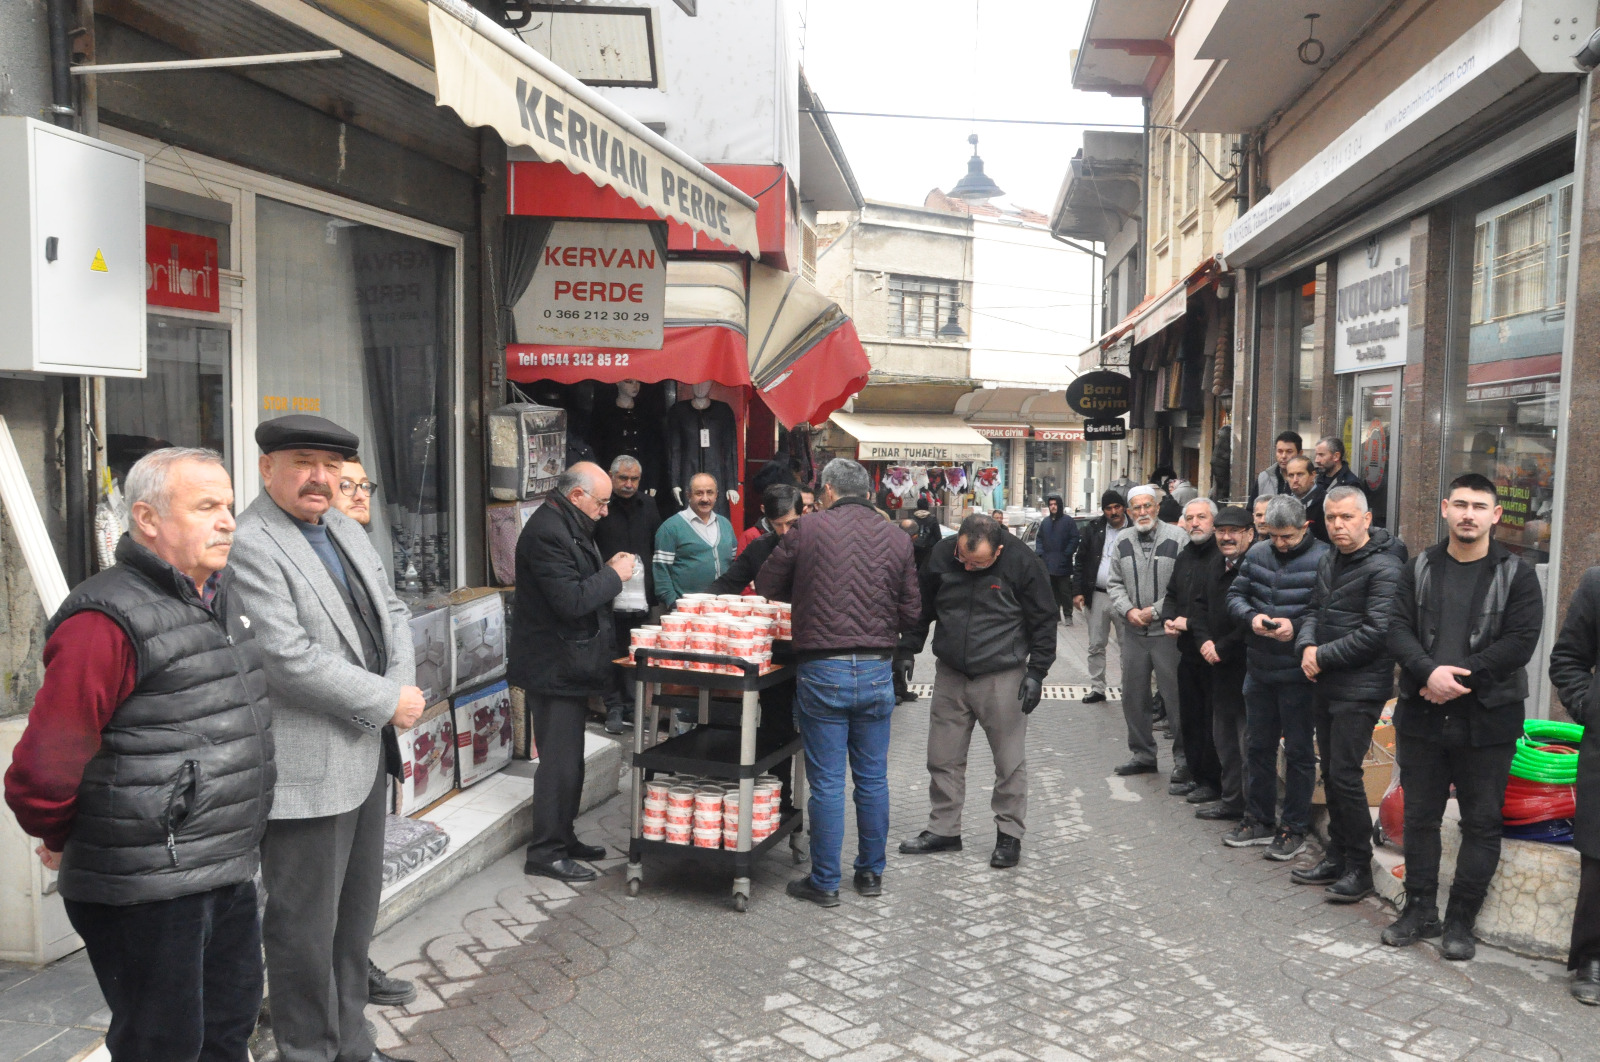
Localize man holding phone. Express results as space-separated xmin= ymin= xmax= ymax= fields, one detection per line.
xmin=1225 ymin=494 xmax=1328 ymax=861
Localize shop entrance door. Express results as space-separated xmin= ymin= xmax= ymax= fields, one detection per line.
xmin=1351 ymin=370 xmax=1400 ymax=528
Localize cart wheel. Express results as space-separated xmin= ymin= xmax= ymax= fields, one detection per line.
xmin=732 ymin=893 xmax=748 ymax=913
xmin=627 ymin=878 xmax=641 ymax=897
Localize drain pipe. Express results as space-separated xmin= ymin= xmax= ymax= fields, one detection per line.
xmin=48 ymin=0 xmax=90 ymax=584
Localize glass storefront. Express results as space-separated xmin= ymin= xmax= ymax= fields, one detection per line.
xmin=1025 ymin=441 xmax=1069 ymax=506
xmin=1445 ymin=161 xmax=1573 ymax=564
xmin=1287 ymin=273 xmax=1318 ymax=446
xmin=256 ymin=197 xmax=457 ymax=595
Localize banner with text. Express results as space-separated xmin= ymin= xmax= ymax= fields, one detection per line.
xmin=1334 ymin=224 xmax=1410 ymax=373
xmin=519 ymin=221 xmax=666 ymax=348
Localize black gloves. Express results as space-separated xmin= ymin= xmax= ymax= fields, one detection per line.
xmin=1018 ymin=675 xmax=1043 ymax=715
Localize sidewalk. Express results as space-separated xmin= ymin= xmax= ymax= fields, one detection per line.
xmin=0 ymin=954 xmax=106 ymax=1062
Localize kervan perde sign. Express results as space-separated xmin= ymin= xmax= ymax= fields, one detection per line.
xmin=519 ymin=221 xmax=666 ymax=348
xmin=1064 ymin=371 xmax=1132 ymax=419
xmin=1334 ymin=224 xmax=1409 ymax=373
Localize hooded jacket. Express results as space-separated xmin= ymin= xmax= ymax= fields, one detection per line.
xmin=912 ymin=529 xmax=1057 ymax=681
xmin=1294 ymin=527 xmax=1406 ymax=703
xmin=1032 ymin=495 xmax=1080 ymax=577
xmin=511 ymin=492 xmax=623 ymax=696
xmin=1226 ymin=532 xmax=1329 ymax=684
xmin=1106 ymin=519 xmax=1189 ymax=638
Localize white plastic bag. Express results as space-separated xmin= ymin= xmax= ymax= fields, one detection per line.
xmin=615 ymin=554 xmax=647 ymax=612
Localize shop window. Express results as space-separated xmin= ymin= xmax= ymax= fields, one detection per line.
xmin=1445 ymin=172 xmax=1572 ymax=564
xmin=1281 ymin=273 xmax=1319 ymax=447
xmin=107 ymin=317 xmax=232 ymax=478
xmin=887 ymin=275 xmax=958 ymax=339
xmin=1185 ymin=141 xmax=1201 ymax=215
xmin=1025 ymin=440 xmax=1068 ymax=507
xmin=255 ymin=197 xmax=457 ymax=597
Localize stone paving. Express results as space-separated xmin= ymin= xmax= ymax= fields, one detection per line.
xmin=364 ymin=623 xmax=1597 ymax=1062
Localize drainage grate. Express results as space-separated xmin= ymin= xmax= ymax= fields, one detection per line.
xmin=902 ymin=684 xmax=1121 ymax=702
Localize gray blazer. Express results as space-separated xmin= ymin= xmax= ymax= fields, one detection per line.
xmin=229 ymin=493 xmax=415 ymax=819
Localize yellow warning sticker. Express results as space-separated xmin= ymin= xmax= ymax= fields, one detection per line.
xmin=90 ymin=249 xmax=107 ymax=272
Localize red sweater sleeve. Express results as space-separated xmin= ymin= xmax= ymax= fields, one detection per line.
xmin=3 ymin=611 xmax=137 ymax=852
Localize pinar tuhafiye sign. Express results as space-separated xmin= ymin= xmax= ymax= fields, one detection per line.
xmin=1064 ymin=371 xmax=1132 ymax=419
xmin=857 ymin=440 xmax=993 ymax=464
xmin=519 ymin=221 xmax=667 ymax=348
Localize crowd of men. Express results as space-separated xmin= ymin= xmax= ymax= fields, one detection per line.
xmin=5 ymin=424 xmax=1600 ymax=1062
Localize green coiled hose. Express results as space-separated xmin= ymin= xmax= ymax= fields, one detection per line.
xmin=1509 ymin=720 xmax=1584 ymax=784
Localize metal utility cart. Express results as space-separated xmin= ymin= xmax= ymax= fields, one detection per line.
xmin=624 ymin=647 xmax=806 ymax=911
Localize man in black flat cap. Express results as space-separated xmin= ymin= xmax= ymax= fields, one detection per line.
xmin=230 ymin=414 xmax=422 ymax=1062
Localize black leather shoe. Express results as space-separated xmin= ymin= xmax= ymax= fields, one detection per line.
xmin=853 ymin=870 xmax=882 ymax=896
xmin=786 ymin=877 xmax=840 ymax=907
xmin=1324 ymin=867 xmax=1374 ymax=904
xmin=1082 ymin=691 xmax=1107 ymax=704
xmin=1184 ymin=786 xmax=1221 ymax=804
xmin=1290 ymin=857 xmax=1344 ymax=886
xmin=367 ymin=960 xmax=416 ymax=1007
xmin=1195 ymin=804 xmax=1244 ymax=821
xmin=1114 ymin=760 xmax=1158 ymax=776
xmin=567 ymin=840 xmax=608 ymax=861
xmin=1572 ymin=959 xmax=1600 ymax=1005
xmin=990 ymin=833 xmax=1021 ymax=869
xmin=898 ymin=831 xmax=962 ymax=854
xmin=369 ymin=1051 xmax=415 ymax=1062
xmin=1168 ymin=781 xmax=1197 ymax=796
xmin=524 ymin=857 xmax=597 ymax=883
xmin=604 ymin=706 xmax=631 ymax=734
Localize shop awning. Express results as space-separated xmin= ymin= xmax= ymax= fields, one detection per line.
xmin=748 ymin=265 xmax=871 ymax=430
xmin=1102 ymin=259 xmax=1217 ymax=347
xmin=424 ymin=0 xmax=760 ymax=253
xmin=827 ymin=411 xmax=993 ymax=464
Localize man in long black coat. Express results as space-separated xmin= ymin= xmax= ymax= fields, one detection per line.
xmin=1548 ymin=566 xmax=1600 ymax=1005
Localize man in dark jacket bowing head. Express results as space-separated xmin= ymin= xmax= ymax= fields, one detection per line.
xmin=512 ymin=461 xmax=635 ymax=883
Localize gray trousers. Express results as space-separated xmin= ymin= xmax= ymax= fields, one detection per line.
xmin=261 ymin=761 xmax=386 ymax=1062
xmin=1085 ymin=591 xmax=1122 ymax=693
xmin=926 ymin=661 xmax=1029 ymax=840
xmin=1120 ymin=629 xmax=1183 ymax=768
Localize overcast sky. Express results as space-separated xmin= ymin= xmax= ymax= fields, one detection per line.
xmin=796 ymin=0 xmax=1146 ymax=214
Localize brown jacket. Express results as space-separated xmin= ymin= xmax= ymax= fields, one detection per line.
xmin=755 ymin=497 xmax=921 ymax=655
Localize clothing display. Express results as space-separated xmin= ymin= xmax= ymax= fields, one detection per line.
xmin=666 ymin=396 xmax=739 ymax=518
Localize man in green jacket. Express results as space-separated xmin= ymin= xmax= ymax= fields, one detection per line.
xmin=653 ymin=472 xmax=735 ymax=609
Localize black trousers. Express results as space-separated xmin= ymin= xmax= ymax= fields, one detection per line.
xmin=260 ymin=761 xmax=387 ymax=1062
xmin=1398 ymin=723 xmax=1515 ymax=903
xmin=759 ymin=678 xmax=798 ymax=812
xmin=1210 ymin=660 xmax=1248 ymax=811
xmin=1313 ymin=696 xmax=1384 ymax=870
xmin=526 ymin=692 xmax=589 ymax=863
xmin=607 ymin=612 xmax=649 ymax=711
xmin=65 ymin=881 xmax=262 ymax=1062
xmin=1177 ymin=647 xmax=1219 ymax=790
xmin=1570 ymin=854 xmax=1600 ymax=970
xmin=1049 ymin=574 xmax=1074 ymax=622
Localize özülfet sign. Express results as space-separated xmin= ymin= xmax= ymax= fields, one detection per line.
xmin=1064 ymin=371 xmax=1132 ymax=419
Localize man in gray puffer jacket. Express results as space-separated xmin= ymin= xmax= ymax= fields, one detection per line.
xmin=1107 ymin=486 xmax=1190 ymax=779
xmin=1294 ymin=486 xmax=1406 ymax=903
xmin=1226 ymin=493 xmax=1328 ymax=861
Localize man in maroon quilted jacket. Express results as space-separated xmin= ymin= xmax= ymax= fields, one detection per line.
xmin=757 ymin=458 xmax=922 ymax=906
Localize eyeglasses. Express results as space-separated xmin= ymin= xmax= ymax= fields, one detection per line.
xmin=576 ymin=488 xmax=611 ymax=510
xmin=339 ymin=479 xmax=377 ymax=498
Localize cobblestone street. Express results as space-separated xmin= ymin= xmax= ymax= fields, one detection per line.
xmin=365 ymin=626 xmax=1595 ymax=1062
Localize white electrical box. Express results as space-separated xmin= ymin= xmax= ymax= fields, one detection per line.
xmin=0 ymin=117 xmax=146 ymax=377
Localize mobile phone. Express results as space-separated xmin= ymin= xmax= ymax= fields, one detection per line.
xmin=1260 ymin=618 xmax=1281 ymax=631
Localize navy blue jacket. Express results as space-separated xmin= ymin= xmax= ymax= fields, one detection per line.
xmin=1033 ymin=497 xmax=1080 ymax=578
xmin=1226 ymin=532 xmax=1328 ymax=685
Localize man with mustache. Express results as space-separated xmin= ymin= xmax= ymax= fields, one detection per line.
xmin=1106 ymin=486 xmax=1189 ymax=778
xmin=230 ymin=415 xmax=422 ymax=1062
xmin=1163 ymin=497 xmax=1222 ymax=802
xmin=4 ymin=447 xmax=271 ymax=1062
xmin=1383 ymin=473 xmax=1541 ymax=961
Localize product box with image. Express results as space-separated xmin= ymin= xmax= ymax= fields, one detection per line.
xmin=409 ymin=604 xmax=453 ymax=703
xmin=452 ymin=680 xmax=514 ymax=787
xmin=450 ymin=587 xmax=507 ymax=690
xmin=395 ymin=701 xmax=456 ymax=816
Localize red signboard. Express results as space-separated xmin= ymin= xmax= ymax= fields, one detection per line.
xmin=145 ymin=225 xmax=219 ymax=313
xmin=1033 ymin=428 xmax=1085 ymax=442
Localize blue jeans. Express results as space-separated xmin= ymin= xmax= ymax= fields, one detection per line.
xmin=1243 ymin=675 xmax=1316 ymax=834
xmin=795 ymin=656 xmax=895 ymax=892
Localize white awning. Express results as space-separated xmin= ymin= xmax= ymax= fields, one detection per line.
xmin=827 ymin=411 xmax=993 ymax=464
xmin=426 ymin=0 xmax=760 ymax=254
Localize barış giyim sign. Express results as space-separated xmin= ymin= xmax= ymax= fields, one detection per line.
xmin=1064 ymin=371 xmax=1133 ymax=419
xmin=516 ymin=221 xmax=666 ymax=348
xmin=1334 ymin=224 xmax=1410 ymax=373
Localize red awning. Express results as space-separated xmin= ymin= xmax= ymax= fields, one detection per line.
xmin=507 ymin=324 xmax=747 ymax=386
xmin=756 ymin=318 xmax=870 ymax=429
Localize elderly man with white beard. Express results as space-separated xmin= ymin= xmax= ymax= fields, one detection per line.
xmin=1107 ymin=485 xmax=1190 ymax=778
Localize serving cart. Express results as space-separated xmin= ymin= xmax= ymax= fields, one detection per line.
xmin=624 ymin=647 xmax=806 ymax=911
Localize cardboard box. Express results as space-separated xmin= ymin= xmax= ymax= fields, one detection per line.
xmin=1310 ymin=721 xmax=1397 ymax=807
xmin=450 ymin=588 xmax=507 ymax=690
xmin=452 ymin=680 xmax=514 ymax=787
xmin=395 ymin=701 xmax=456 ymax=816
xmin=409 ymin=606 xmax=453 ymax=704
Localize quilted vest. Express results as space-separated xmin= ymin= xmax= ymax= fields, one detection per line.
xmin=47 ymin=536 xmax=274 ymax=905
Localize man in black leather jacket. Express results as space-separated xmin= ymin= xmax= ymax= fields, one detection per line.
xmin=899 ymin=514 xmax=1056 ymax=869
xmin=1548 ymin=565 xmax=1600 ymax=1005
xmin=1293 ymin=486 xmax=1406 ymax=903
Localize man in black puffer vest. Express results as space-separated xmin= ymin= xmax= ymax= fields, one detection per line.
xmin=1294 ymin=486 xmax=1406 ymax=904
xmin=4 ymin=448 xmax=272 ymax=1062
